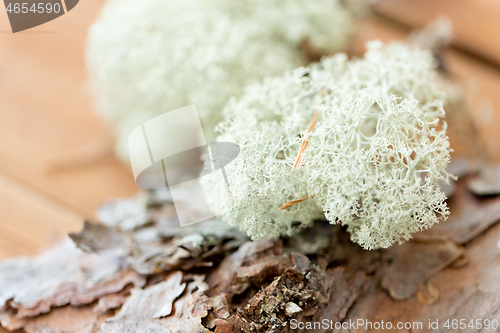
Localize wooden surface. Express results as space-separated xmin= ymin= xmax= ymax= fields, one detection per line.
xmin=374 ymin=0 xmax=500 ymax=66
xmin=0 ymin=0 xmax=139 ymax=261
xmin=0 ymin=0 xmax=499 ymax=276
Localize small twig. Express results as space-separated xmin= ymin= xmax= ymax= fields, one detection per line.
xmin=291 ymin=110 xmax=319 ymax=173
xmin=278 ymin=195 xmax=314 ymax=210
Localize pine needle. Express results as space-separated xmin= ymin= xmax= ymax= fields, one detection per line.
xmin=278 ymin=195 xmax=314 ymax=210
xmin=291 ymin=110 xmax=319 ymax=173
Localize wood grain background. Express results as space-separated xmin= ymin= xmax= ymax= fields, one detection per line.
xmin=0 ymin=0 xmax=499 ymax=277
xmin=0 ymin=0 xmax=138 ymax=262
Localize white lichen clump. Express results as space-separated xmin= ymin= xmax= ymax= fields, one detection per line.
xmin=86 ymin=0 xmax=360 ymax=161
xmin=201 ymin=41 xmax=453 ymax=250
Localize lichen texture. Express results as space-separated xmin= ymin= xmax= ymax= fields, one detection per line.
xmin=201 ymin=41 xmax=453 ymax=250
xmin=86 ymin=0 xmax=360 ymax=161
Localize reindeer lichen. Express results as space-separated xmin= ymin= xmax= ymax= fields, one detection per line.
xmin=201 ymin=41 xmax=453 ymax=249
xmin=86 ymin=0 xmax=360 ymax=161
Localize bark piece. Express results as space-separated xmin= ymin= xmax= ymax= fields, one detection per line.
xmin=101 ymin=272 xmax=186 ymax=332
xmin=415 ymin=183 xmax=500 ymax=244
xmin=20 ymin=305 xmax=109 ymax=333
xmin=416 ymin=281 xmax=440 ymax=306
xmin=341 ymin=220 xmax=500 ymax=333
xmin=439 ymin=158 xmax=472 ymax=198
xmin=206 ymin=239 xmax=277 ymax=293
xmin=0 ymin=239 xmax=145 ymax=329
xmin=236 ymin=260 xmax=286 ymax=281
xmin=233 ymin=255 xmax=329 ymax=333
xmin=292 ymin=253 xmax=329 ymax=297
xmin=290 ymin=252 xmax=314 ymax=275
xmin=447 ymin=158 xmax=472 ymax=179
xmin=201 ymin=294 xmax=233 ymax=331
xmin=315 ymin=268 xmax=366 ymax=332
xmin=231 ymin=259 xmax=289 ymax=296
xmin=468 ymin=164 xmax=500 ymax=196
xmin=69 ymin=220 xmax=132 ymax=254
xmin=214 ymin=319 xmax=233 ymax=333
xmin=381 ymin=240 xmax=463 ymax=300
xmin=285 ymin=220 xmax=337 ymax=255
xmin=6 ymin=162 xmax=500 ymax=333
xmin=93 ymin=286 xmax=133 ymax=315
xmin=97 ymin=195 xmax=151 ymax=231
xmin=131 ymin=234 xmax=242 ymax=275
xmin=204 ymin=253 xmax=290 ymax=329
xmin=102 ymin=321 xmax=172 ymax=333
xmin=157 ymin=275 xmax=210 ymax=333
xmin=439 ymin=179 xmax=456 ymax=198
xmin=155 ymin=216 xmax=244 ymax=239
xmin=71 ymin=221 xmax=242 ymax=276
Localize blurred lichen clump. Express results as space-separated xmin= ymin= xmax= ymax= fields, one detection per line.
xmin=86 ymin=0 xmax=363 ymax=161
xmin=201 ymin=41 xmax=453 ymax=250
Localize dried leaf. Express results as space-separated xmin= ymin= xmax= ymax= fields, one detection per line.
xmin=381 ymin=240 xmax=463 ymax=300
